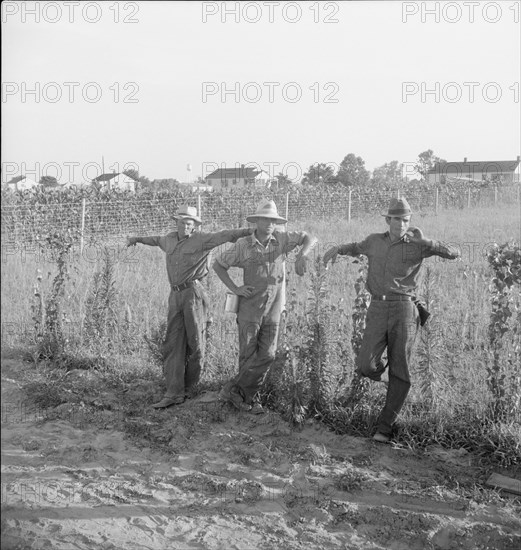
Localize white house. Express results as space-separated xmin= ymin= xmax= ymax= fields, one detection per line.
xmin=7 ymin=175 xmax=39 ymax=191
xmin=427 ymin=157 xmax=520 ymax=185
xmin=93 ymin=172 xmax=138 ymax=192
xmin=205 ymin=166 xmax=272 ymax=191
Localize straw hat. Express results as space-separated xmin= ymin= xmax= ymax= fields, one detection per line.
xmin=246 ymin=200 xmax=287 ymax=224
xmin=174 ymin=205 xmax=202 ymax=225
xmin=381 ymin=197 xmax=412 ymax=217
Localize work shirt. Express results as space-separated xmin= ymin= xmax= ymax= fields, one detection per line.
xmin=136 ymin=229 xmax=251 ymax=287
xmin=338 ymin=232 xmax=460 ymax=297
xmin=214 ymin=230 xmax=306 ymax=324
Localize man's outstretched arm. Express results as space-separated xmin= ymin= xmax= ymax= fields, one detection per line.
xmin=323 ymin=242 xmax=364 ymax=266
xmin=127 ymin=236 xmax=162 ymax=248
xmin=407 ymin=227 xmax=461 ymax=260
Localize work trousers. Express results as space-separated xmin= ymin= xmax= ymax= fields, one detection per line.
xmin=356 ymin=300 xmax=420 ymax=436
xmin=162 ymin=284 xmax=208 ymax=399
xmin=231 ymin=320 xmax=280 ymax=404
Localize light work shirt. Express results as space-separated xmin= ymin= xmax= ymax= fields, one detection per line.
xmin=136 ymin=229 xmax=251 ymax=287
xmin=214 ymin=230 xmax=306 ymax=324
xmin=338 ymin=232 xmax=460 ymax=296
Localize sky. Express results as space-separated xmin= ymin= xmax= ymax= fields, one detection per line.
xmin=1 ymin=0 xmax=520 ymax=184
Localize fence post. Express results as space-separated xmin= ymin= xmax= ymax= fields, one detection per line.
xmin=80 ymin=198 xmax=86 ymax=253
xmin=347 ymin=187 xmax=352 ymax=223
xmin=467 ymin=186 xmax=471 ymax=209
xmin=285 ymin=192 xmax=289 ymax=221
xmin=435 ymin=187 xmax=439 ymax=215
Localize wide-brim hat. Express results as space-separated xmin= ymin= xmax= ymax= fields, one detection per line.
xmin=381 ymin=197 xmax=412 ymax=217
xmin=246 ymin=199 xmax=287 ymax=224
xmin=174 ymin=205 xmax=202 ymax=225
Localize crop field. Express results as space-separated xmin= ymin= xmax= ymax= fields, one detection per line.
xmin=2 ymin=203 xmax=520 ymax=466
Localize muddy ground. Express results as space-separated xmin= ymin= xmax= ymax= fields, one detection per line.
xmin=1 ymin=352 xmax=520 ymax=550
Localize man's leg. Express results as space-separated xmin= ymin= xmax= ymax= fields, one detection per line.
xmin=161 ymin=291 xmax=187 ymax=401
xmin=218 ymin=319 xmax=260 ymax=408
xmin=235 ymin=321 xmax=279 ymax=404
xmin=376 ymin=302 xmax=420 ymax=437
xmin=356 ymin=302 xmax=388 ymax=381
xmin=183 ymin=287 xmax=208 ymax=393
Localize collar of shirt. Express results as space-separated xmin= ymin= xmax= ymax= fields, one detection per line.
xmin=250 ymin=232 xmax=278 ymax=249
xmin=384 ymin=231 xmax=411 ymax=245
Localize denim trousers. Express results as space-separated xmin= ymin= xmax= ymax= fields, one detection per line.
xmin=162 ymin=284 xmax=208 ymax=399
xmin=356 ymin=300 xmax=420 ymax=436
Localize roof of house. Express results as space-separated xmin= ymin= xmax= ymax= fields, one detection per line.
xmin=428 ymin=160 xmax=520 ymax=174
xmin=8 ymin=175 xmax=27 ymax=184
xmin=205 ymin=168 xmax=266 ymax=179
xmin=93 ymin=172 xmax=138 ymax=182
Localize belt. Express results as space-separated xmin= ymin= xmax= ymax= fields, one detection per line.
xmin=171 ymin=280 xmax=200 ymax=292
xmin=372 ymin=294 xmax=415 ymax=302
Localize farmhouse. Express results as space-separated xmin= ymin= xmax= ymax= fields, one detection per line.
xmin=6 ymin=175 xmax=39 ymax=191
xmin=205 ymin=165 xmax=271 ymax=191
xmin=427 ymin=156 xmax=520 ymax=185
xmin=93 ymin=172 xmax=138 ymax=192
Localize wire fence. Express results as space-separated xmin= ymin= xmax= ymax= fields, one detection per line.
xmin=1 ymin=184 xmax=519 ymax=244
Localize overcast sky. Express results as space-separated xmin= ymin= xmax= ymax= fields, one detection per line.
xmin=2 ymin=0 xmax=520 ymax=184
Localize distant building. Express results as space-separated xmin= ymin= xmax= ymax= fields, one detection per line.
xmin=205 ymin=165 xmax=272 ymax=191
xmin=6 ymin=175 xmax=39 ymax=191
xmin=427 ymin=157 xmax=520 ymax=185
xmin=93 ymin=172 xmax=138 ymax=192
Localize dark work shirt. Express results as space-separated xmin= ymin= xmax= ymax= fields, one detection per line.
xmin=338 ymin=232 xmax=460 ymax=296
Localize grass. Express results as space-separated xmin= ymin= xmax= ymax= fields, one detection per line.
xmin=1 ymin=204 xmax=520 ymax=467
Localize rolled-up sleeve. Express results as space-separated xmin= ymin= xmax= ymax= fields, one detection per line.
xmin=213 ymin=241 xmax=241 ymax=269
xmin=284 ymin=231 xmax=306 ymax=253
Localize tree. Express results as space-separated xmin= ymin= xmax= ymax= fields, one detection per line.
xmin=372 ymin=160 xmax=403 ymax=186
xmin=39 ymin=175 xmax=59 ymax=187
xmin=415 ymin=150 xmax=446 ymax=181
xmin=337 ymin=154 xmax=370 ymax=187
xmin=301 ymin=163 xmax=337 ymax=186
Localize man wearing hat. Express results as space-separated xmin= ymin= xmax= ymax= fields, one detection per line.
xmin=323 ymin=197 xmax=460 ymax=443
xmin=213 ymin=199 xmax=316 ymax=414
xmin=127 ymin=205 xmax=253 ymax=408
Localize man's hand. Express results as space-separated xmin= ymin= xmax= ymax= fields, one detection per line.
xmin=235 ymin=285 xmax=255 ymax=298
xmin=323 ymin=246 xmax=339 ymax=267
xmin=406 ymin=227 xmax=430 ymax=246
xmin=295 ymin=255 xmax=309 ymax=276
xmin=126 ymin=237 xmax=136 ymax=248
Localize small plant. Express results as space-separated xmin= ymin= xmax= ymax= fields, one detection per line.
xmin=306 ymin=256 xmax=336 ymax=414
xmin=416 ymin=267 xmax=445 ymax=412
xmin=342 ymin=257 xmax=371 ymax=407
xmin=31 ymin=230 xmax=78 ymax=363
xmin=83 ymin=247 xmax=119 ymax=353
xmin=486 ymin=241 xmax=521 ymax=421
